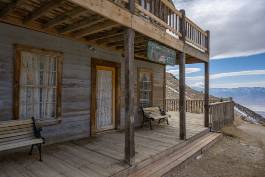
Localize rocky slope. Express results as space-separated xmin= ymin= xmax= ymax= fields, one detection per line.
xmin=166 ymin=72 xmax=205 ymax=100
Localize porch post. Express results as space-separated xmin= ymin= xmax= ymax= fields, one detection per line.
xmin=204 ymin=30 xmax=210 ymax=127
xmin=124 ymin=0 xmax=135 ymax=166
xmin=179 ymin=9 xmax=186 ymax=140
xmin=179 ymin=52 xmax=186 ymax=140
xmin=204 ymin=62 xmax=210 ymax=127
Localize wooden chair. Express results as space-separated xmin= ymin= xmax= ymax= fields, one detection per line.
xmin=0 ymin=117 xmax=45 ymax=161
xmin=142 ymin=107 xmax=170 ymax=130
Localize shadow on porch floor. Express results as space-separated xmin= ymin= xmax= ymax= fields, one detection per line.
xmin=0 ymin=112 xmax=207 ymax=177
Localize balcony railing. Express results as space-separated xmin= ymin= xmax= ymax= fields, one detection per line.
xmin=115 ymin=0 xmax=209 ymax=52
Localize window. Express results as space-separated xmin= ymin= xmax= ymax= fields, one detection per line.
xmin=138 ymin=69 xmax=153 ymax=108
xmin=15 ymin=45 xmax=62 ymax=120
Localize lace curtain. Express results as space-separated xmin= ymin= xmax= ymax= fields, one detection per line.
xmin=19 ymin=51 xmax=57 ymax=119
xmin=139 ymin=70 xmax=152 ymax=108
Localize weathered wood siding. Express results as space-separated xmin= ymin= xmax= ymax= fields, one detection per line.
xmin=134 ymin=61 xmax=165 ymax=126
xmin=0 ymin=22 xmax=165 ymax=143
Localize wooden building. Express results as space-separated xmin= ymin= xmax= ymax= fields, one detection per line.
xmin=0 ymin=0 xmax=210 ymax=166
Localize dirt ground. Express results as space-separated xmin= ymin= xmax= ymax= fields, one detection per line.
xmin=177 ymin=117 xmax=265 ymax=177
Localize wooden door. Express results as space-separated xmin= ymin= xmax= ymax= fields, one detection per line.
xmin=95 ymin=66 xmax=116 ymax=132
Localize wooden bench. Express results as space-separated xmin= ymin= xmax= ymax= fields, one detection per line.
xmin=142 ymin=107 xmax=170 ymax=130
xmin=0 ymin=117 xmax=45 ymax=161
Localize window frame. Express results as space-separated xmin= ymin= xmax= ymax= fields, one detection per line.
xmin=137 ymin=68 xmax=153 ymax=108
xmin=14 ymin=44 xmax=63 ymax=122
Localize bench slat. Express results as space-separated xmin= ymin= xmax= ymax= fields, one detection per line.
xmin=0 ymin=139 xmax=43 ymax=151
xmin=0 ymin=133 xmax=34 ymax=144
xmin=0 ymin=127 xmax=33 ymax=136
xmin=0 ymin=136 xmax=35 ymax=146
xmin=0 ymin=119 xmax=33 ymax=128
xmin=0 ymin=124 xmax=32 ymax=132
xmin=0 ymin=130 xmax=33 ymax=140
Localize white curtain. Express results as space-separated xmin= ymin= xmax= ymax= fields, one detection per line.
xmin=19 ymin=51 xmax=57 ymax=119
xmin=96 ymin=70 xmax=113 ymax=130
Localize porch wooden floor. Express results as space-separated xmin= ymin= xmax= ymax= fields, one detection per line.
xmin=0 ymin=112 xmax=207 ymax=177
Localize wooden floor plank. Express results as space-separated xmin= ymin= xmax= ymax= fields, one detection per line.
xmin=0 ymin=112 xmax=207 ymax=177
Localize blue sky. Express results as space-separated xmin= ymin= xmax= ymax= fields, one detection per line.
xmin=167 ymin=53 xmax=265 ymax=88
xmin=167 ymin=0 xmax=265 ymax=89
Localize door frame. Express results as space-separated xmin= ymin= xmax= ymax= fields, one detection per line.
xmin=91 ymin=58 xmax=121 ymax=136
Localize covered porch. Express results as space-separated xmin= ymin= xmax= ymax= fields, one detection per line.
xmin=0 ymin=0 xmax=210 ymax=168
xmin=0 ymin=112 xmax=206 ymax=177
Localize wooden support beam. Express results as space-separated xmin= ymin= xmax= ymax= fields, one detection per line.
xmin=124 ymin=0 xmax=135 ymax=166
xmin=179 ymin=9 xmax=186 ymax=140
xmin=124 ymin=27 xmax=135 ymax=166
xmin=206 ymin=30 xmax=210 ymax=55
xmin=59 ymin=16 xmax=104 ymax=34
xmin=43 ymin=7 xmax=86 ymax=29
xmin=204 ymin=30 xmax=210 ymax=127
xmin=23 ymin=0 xmax=64 ymax=24
xmin=204 ymin=61 xmax=209 ymax=127
xmin=97 ymin=35 xmax=124 ymax=45
xmin=106 ymin=35 xmax=144 ymax=47
xmin=179 ymin=52 xmax=186 ymax=140
xmin=0 ymin=0 xmax=24 ymax=18
xmin=74 ymin=21 xmax=119 ymax=38
xmin=68 ymin=0 xmax=184 ymax=52
xmin=87 ymin=31 xmax=123 ymax=41
xmin=179 ymin=9 xmax=186 ymax=41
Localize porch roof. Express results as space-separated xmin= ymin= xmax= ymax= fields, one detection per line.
xmin=0 ymin=0 xmax=209 ymax=64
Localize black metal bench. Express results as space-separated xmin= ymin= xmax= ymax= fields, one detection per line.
xmin=142 ymin=107 xmax=170 ymax=130
xmin=0 ymin=117 xmax=44 ymax=161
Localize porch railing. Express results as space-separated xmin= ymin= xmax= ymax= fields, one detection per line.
xmin=116 ymin=0 xmax=209 ymax=52
xmin=165 ymin=98 xmax=221 ymax=113
xmin=166 ymin=99 xmax=205 ymax=113
xmin=209 ymin=101 xmax=235 ymax=132
xmin=165 ymin=99 xmax=235 ymax=131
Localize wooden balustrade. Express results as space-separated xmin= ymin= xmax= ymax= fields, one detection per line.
xmin=209 ymin=101 xmax=234 ymax=132
xmin=166 ymin=99 xmax=205 ymax=113
xmin=186 ymin=99 xmax=204 ymax=113
xmin=166 ymin=99 xmax=235 ymax=131
xmin=185 ymin=17 xmax=208 ymax=51
xmin=117 ymin=0 xmax=209 ymax=52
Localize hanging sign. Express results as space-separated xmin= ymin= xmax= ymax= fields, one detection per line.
xmin=147 ymin=41 xmax=176 ymax=65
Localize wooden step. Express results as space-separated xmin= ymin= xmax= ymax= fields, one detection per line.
xmin=128 ymin=132 xmax=222 ymax=177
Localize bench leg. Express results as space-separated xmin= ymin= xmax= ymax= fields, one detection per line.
xmin=149 ymin=120 xmax=153 ymax=130
xmin=29 ymin=145 xmax=34 ymax=155
xmin=166 ymin=118 xmax=169 ymax=125
xmin=141 ymin=119 xmax=145 ymax=128
xmin=37 ymin=144 xmax=42 ymax=161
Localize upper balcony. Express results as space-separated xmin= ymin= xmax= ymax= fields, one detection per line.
xmin=0 ymin=0 xmax=209 ymax=63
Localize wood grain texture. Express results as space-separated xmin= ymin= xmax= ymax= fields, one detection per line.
xmin=0 ymin=112 xmax=208 ymax=177
xmin=179 ymin=52 xmax=186 ymax=140
xmin=0 ymin=22 xmax=165 ymax=144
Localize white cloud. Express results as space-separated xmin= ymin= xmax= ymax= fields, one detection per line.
xmin=187 ymin=70 xmax=265 ymax=81
xmin=173 ymin=0 xmax=265 ymax=59
xmin=211 ymin=81 xmax=265 ymax=89
xmin=167 ymin=67 xmax=201 ymax=75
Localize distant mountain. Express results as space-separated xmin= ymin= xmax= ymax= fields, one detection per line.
xmin=209 ymin=87 xmax=265 ymax=112
xmin=166 ymin=73 xmax=265 ymax=124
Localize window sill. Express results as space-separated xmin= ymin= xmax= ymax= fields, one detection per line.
xmin=36 ymin=117 xmax=62 ymax=127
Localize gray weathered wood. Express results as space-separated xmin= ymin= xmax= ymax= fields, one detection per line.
xmin=0 ymin=0 xmax=24 ymax=18
xmin=179 ymin=52 xmax=186 ymax=140
xmin=23 ymin=0 xmax=64 ymax=24
xmin=124 ymin=0 xmax=135 ymax=166
xmin=43 ymin=7 xmax=86 ymax=29
xmin=204 ymin=61 xmax=210 ymax=127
